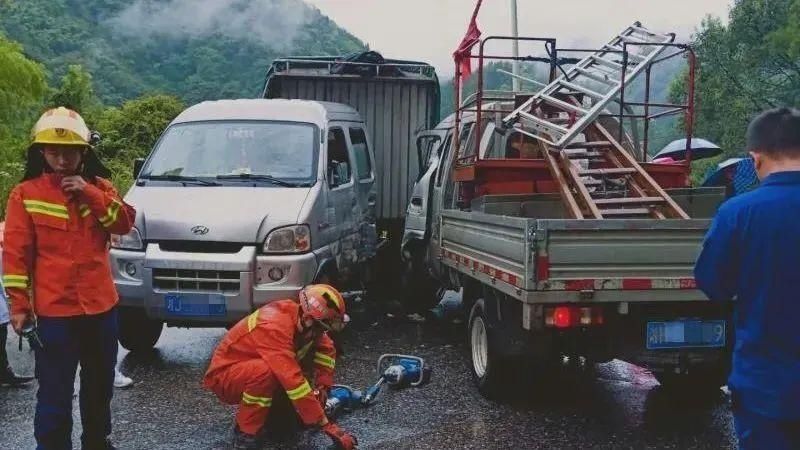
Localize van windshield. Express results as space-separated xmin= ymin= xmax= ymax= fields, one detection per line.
xmin=141 ymin=121 xmax=319 ymax=185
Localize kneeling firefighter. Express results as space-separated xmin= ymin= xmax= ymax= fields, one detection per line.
xmin=203 ymin=285 xmax=358 ymax=450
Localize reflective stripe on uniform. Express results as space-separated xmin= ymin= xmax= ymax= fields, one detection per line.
xmin=246 ymin=310 xmax=259 ymax=332
xmin=241 ymin=392 xmax=272 ymax=408
xmin=296 ymin=341 xmax=314 ymax=360
xmin=2 ymin=274 xmax=29 ymax=289
xmin=286 ymin=379 xmax=312 ymax=400
xmin=313 ymin=352 xmax=335 ymax=370
xmin=79 ymin=204 xmax=91 ymax=218
xmin=23 ymin=200 xmax=69 ymax=220
xmin=99 ymin=200 xmax=122 ymax=227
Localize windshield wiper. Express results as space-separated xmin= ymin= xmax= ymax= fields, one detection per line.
xmin=216 ymin=174 xmax=306 ymax=187
xmin=141 ymin=174 xmax=221 ymax=186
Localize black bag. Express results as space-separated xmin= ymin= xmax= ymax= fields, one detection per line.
xmin=330 ymin=51 xmax=402 ymax=77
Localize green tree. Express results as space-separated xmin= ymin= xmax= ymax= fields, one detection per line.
xmin=95 ymin=94 xmax=185 ymax=192
xmin=0 ymin=34 xmax=47 ymax=131
xmin=48 ymin=64 xmax=101 ymax=123
xmin=0 ymin=34 xmax=47 ymax=216
xmin=682 ymin=0 xmax=800 ymax=184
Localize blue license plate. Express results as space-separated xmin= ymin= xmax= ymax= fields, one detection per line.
xmin=646 ymin=320 xmax=725 ymax=350
xmin=164 ymin=293 xmax=227 ymax=317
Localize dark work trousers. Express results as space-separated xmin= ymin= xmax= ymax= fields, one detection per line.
xmin=34 ymin=307 xmax=118 ymax=450
xmin=732 ymin=391 xmax=800 ymax=450
xmin=0 ymin=323 xmax=10 ymax=369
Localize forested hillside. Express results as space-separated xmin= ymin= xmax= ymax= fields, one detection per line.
xmin=0 ymin=0 xmax=365 ymax=104
xmin=1 ymin=0 xmax=799 ymax=210
xmin=0 ymin=0 xmax=366 ymax=214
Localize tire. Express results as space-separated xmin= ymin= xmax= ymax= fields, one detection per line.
xmin=118 ymin=307 xmax=163 ymax=353
xmin=467 ymin=298 xmax=508 ymax=399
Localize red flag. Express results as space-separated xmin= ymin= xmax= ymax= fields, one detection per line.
xmin=453 ymin=0 xmax=483 ymax=81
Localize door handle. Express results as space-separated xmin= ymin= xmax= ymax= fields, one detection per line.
xmin=318 ymin=222 xmax=331 ymax=230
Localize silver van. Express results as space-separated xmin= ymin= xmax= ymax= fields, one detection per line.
xmin=110 ymin=99 xmax=377 ymax=351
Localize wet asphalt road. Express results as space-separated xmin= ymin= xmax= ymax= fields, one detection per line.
xmin=1 ymin=297 xmax=737 ymax=450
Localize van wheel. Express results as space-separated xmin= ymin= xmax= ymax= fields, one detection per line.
xmin=468 ymin=298 xmax=508 ymax=399
xmin=118 ymin=307 xmax=163 ymax=353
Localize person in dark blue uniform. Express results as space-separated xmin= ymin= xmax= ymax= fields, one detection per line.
xmin=695 ymin=107 xmax=800 ymax=450
xmin=0 ymin=254 xmax=33 ymax=387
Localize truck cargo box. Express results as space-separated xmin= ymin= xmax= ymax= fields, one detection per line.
xmin=263 ymin=54 xmax=440 ymax=222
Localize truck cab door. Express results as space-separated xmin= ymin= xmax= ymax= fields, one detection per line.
xmin=427 ymin=123 xmax=473 ymax=281
xmin=404 ymin=130 xmax=445 ymax=241
xmin=325 ymin=127 xmax=359 ymax=275
xmin=346 ymin=125 xmax=378 ymax=260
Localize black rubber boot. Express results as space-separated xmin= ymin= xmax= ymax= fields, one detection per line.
xmin=81 ymin=437 xmax=117 ymax=450
xmin=0 ymin=324 xmax=33 ymax=387
xmin=231 ymin=426 xmax=259 ymax=450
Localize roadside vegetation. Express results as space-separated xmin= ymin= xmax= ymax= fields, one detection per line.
xmin=1 ymin=0 xmax=799 ymax=214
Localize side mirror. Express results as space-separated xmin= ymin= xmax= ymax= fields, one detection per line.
xmin=336 ymin=162 xmax=350 ymax=184
xmin=133 ymin=158 xmax=145 ymax=179
xmin=415 ymin=136 xmax=427 ymax=174
xmin=327 ymin=161 xmax=340 ymax=188
xmin=415 ymin=134 xmax=442 ymax=177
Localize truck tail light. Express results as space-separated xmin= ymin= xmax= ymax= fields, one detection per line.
xmin=553 ymin=307 xmax=571 ymax=328
xmin=545 ymin=306 xmax=604 ymax=328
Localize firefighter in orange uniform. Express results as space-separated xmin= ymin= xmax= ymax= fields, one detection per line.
xmin=204 ymin=285 xmax=357 ymax=450
xmin=2 ymin=107 xmax=135 ymax=450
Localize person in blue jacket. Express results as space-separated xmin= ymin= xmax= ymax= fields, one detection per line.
xmin=0 ymin=260 xmax=33 ymax=386
xmin=695 ymin=107 xmax=800 ymax=450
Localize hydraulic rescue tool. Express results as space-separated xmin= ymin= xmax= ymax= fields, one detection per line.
xmin=324 ymin=354 xmax=431 ymax=420
xmin=363 ymin=354 xmax=431 ymax=404
xmin=324 ymin=385 xmax=364 ymax=420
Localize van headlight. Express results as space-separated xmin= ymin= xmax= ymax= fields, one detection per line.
xmin=263 ymin=225 xmax=311 ymax=254
xmin=111 ymin=227 xmax=144 ymax=251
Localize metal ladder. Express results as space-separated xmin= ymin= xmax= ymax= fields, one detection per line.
xmin=541 ymin=113 xmax=689 ymax=219
xmin=502 ymin=22 xmax=675 ymax=148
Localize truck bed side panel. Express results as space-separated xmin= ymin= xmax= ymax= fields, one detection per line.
xmin=440 ymin=210 xmax=713 ymax=303
xmin=440 ymin=210 xmax=530 ymax=290
xmin=545 ymin=226 xmax=707 ymax=280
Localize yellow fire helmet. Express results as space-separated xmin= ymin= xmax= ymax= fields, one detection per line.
xmin=30 ymin=107 xmax=91 ymax=147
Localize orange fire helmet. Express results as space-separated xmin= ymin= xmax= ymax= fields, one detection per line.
xmin=298 ymin=284 xmax=349 ymax=332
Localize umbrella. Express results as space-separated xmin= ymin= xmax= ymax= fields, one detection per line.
xmin=701 ymin=158 xmax=743 ymax=187
xmin=653 ymin=138 xmax=722 ymax=161
xmin=702 ymin=157 xmax=758 ymax=195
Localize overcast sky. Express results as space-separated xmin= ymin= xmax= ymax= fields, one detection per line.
xmin=306 ymin=0 xmax=733 ymax=75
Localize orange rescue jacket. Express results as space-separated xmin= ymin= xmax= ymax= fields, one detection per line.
xmin=204 ymin=299 xmax=337 ymax=426
xmin=2 ymin=174 xmax=135 ymax=317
